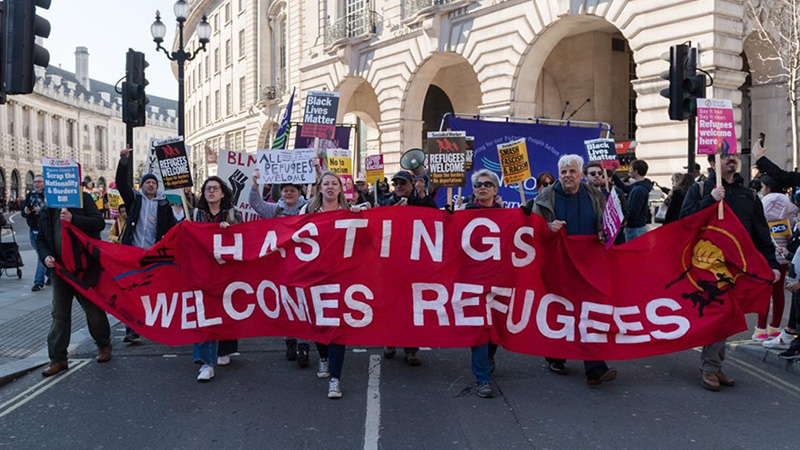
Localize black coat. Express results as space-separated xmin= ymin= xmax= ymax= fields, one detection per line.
xmin=20 ymin=190 xmax=45 ymax=230
xmin=664 ymin=188 xmax=687 ymax=224
xmin=36 ymin=191 xmax=105 ymax=265
xmin=756 ymin=156 xmax=800 ymax=186
xmin=680 ymin=172 xmax=779 ymax=269
xmin=115 ymin=155 xmax=177 ymax=246
xmin=383 ymin=191 xmax=438 ymax=208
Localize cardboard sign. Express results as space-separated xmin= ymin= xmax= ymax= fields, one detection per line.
xmin=154 ymin=136 xmax=193 ymax=189
xmin=465 ymin=137 xmax=475 ymax=172
xmin=615 ymin=140 xmax=637 ymax=173
xmin=585 ymin=138 xmax=619 ymax=170
xmin=255 ymin=148 xmax=317 ymax=185
xmin=602 ymin=189 xmax=624 ymax=249
xmin=217 ymin=150 xmax=261 ymax=222
xmin=697 ymin=98 xmax=737 ymax=155
xmin=497 ymin=138 xmax=532 ymax=185
xmin=301 ymin=90 xmax=340 ymax=139
xmin=325 ymin=148 xmax=353 ymax=177
xmin=365 ymin=155 xmax=384 ymax=183
xmin=427 ymin=131 xmax=467 ymax=188
xmin=107 ymin=188 xmax=122 ymax=218
xmin=42 ymin=158 xmax=82 ymax=208
xmin=341 ymin=174 xmax=356 ymax=202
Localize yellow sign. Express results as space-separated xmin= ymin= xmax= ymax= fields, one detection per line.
xmin=326 ymin=149 xmax=352 ymax=176
xmin=107 ymin=189 xmax=123 ymax=215
xmin=769 ymin=220 xmax=791 ymax=238
xmin=365 ymin=155 xmax=384 ymax=183
xmin=497 ymin=138 xmax=531 ymax=185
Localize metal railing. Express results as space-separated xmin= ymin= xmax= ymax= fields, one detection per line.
xmin=406 ymin=0 xmax=456 ymax=17
xmin=324 ymin=10 xmax=380 ymax=48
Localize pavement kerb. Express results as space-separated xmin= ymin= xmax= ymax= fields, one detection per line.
xmin=0 ymin=315 xmax=120 ymax=387
xmin=726 ymin=339 xmax=800 ymax=376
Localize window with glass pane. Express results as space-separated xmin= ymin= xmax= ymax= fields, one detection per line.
xmin=346 ymin=0 xmax=366 ymax=38
xmin=226 ymin=39 xmax=231 ymax=66
xmin=239 ymin=77 xmax=246 ymax=110
xmin=226 ymin=84 xmax=232 ymax=115
xmin=215 ymin=90 xmax=220 ymax=120
xmin=215 ymin=48 xmax=220 ymax=72
xmin=279 ymin=17 xmax=287 ymax=92
xmin=225 ymin=3 xmax=230 ymax=22
xmin=239 ymin=30 xmax=245 ymax=58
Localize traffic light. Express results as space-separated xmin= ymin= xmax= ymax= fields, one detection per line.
xmin=122 ymin=49 xmax=149 ymax=127
xmin=681 ymin=47 xmax=706 ymax=117
xmin=4 ymin=0 xmax=51 ymax=95
xmin=660 ymin=44 xmax=689 ymax=121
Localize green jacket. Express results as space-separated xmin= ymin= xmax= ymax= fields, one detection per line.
xmin=529 ymin=181 xmax=607 ymax=233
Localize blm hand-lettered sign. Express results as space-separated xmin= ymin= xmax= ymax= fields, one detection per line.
xmin=154 ymin=137 xmax=193 ymax=189
xmin=584 ymin=138 xmax=620 ymax=170
xmin=427 ymin=131 xmax=467 ymax=188
xmin=301 ymin=91 xmax=340 ymax=139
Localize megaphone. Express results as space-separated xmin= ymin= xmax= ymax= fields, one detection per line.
xmin=400 ymin=148 xmax=426 ymax=176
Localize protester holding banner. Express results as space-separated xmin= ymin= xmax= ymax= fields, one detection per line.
xmin=37 ymin=191 xmax=111 ymax=377
xmin=753 ymin=175 xmax=797 ymax=341
xmin=382 ymin=171 xmax=436 ymax=208
xmin=612 ymin=159 xmax=653 ymax=242
xmin=680 ymin=152 xmax=780 ymax=391
xmin=21 ymin=174 xmax=49 ymax=291
xmin=115 ymin=146 xmax=179 ymax=343
xmin=191 ymin=176 xmax=244 ymax=382
xmin=463 ymin=169 xmax=503 ymax=398
xmin=108 ymin=204 xmax=127 ymax=244
xmin=300 ymin=171 xmax=361 ymax=399
xmin=529 ymin=154 xmax=617 ymax=385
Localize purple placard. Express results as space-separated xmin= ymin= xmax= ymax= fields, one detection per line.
xmin=603 ymin=189 xmax=623 ymax=249
xmin=697 ymin=98 xmax=737 ymax=155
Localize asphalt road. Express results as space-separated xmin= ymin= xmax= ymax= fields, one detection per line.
xmin=0 ymin=323 xmax=798 ymax=449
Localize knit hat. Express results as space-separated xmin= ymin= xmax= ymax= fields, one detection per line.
xmin=140 ymin=173 xmax=159 ymax=186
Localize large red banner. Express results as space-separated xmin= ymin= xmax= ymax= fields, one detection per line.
xmin=58 ymin=204 xmax=772 ymax=360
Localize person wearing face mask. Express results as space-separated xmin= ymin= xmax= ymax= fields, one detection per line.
xmin=115 ymin=146 xmax=178 ymax=343
xmin=300 ymin=171 xmax=363 ymax=399
xmin=680 ymin=152 xmax=781 ymax=391
xmin=527 ymin=154 xmax=617 ymax=386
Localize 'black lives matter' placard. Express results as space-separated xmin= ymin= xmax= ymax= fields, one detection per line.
xmin=427 ymin=131 xmax=467 ymax=188
xmin=301 ymin=91 xmax=340 ymax=139
xmin=154 ymin=136 xmax=194 ymax=189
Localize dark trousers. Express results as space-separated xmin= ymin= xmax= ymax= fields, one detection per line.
xmin=788 ymin=291 xmax=800 ymax=331
xmin=316 ymin=342 xmax=346 ymax=379
xmin=546 ymin=357 xmax=608 ymax=378
xmin=218 ymin=340 xmax=238 ymax=357
xmin=48 ymin=275 xmax=110 ymax=363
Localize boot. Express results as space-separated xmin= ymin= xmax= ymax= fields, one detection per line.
xmin=700 ymin=370 xmax=720 ymax=391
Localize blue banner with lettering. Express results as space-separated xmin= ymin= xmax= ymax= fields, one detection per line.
xmin=435 ymin=118 xmax=604 ymax=207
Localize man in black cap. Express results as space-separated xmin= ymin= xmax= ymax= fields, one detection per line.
xmin=115 ymin=146 xmax=178 ymax=342
xmin=382 ymin=171 xmax=437 ymax=208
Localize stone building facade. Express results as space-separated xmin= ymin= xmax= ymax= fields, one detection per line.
xmin=0 ymin=47 xmax=178 ymax=202
xmin=181 ymin=0 xmax=795 ymax=182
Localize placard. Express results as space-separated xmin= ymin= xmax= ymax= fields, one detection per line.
xmin=465 ymin=137 xmax=475 ymax=172
xmin=107 ymin=188 xmax=122 ymax=218
xmin=255 ymin=148 xmax=317 ymax=185
xmin=697 ymin=98 xmax=737 ymax=155
xmin=427 ymin=131 xmax=467 ymax=188
xmin=602 ymin=189 xmax=624 ymax=249
xmin=301 ymin=90 xmax=340 ymax=139
xmin=497 ymin=138 xmax=532 ymax=185
xmin=584 ymin=138 xmax=620 ymax=170
xmin=145 ymin=139 xmax=190 ymax=205
xmin=326 ymin=148 xmax=353 ymax=177
xmin=217 ymin=150 xmax=260 ymax=222
xmin=42 ymin=158 xmax=82 ymax=208
xmin=153 ymin=136 xmax=193 ymax=189
xmin=365 ymin=154 xmax=384 ymax=183
xmin=341 ymin=174 xmax=356 ymax=202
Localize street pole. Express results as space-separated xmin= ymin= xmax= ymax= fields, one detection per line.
xmin=688 ymin=116 xmax=695 ymax=176
xmin=126 ymin=122 xmax=134 ymax=189
xmin=177 ymin=20 xmax=185 ymax=137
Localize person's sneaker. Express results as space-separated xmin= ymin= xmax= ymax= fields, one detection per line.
xmin=752 ymin=327 xmax=768 ymax=342
xmin=778 ymin=348 xmax=800 ymax=360
xmin=548 ymin=361 xmax=568 ymax=375
xmin=123 ymin=332 xmax=141 ymax=344
xmin=328 ymin=378 xmax=342 ymax=399
xmin=217 ymin=355 xmax=231 ymax=366
xmin=476 ymin=382 xmax=494 ymax=398
xmin=587 ymin=367 xmax=617 ymax=386
xmin=317 ymin=358 xmax=330 ymax=378
xmin=197 ymin=364 xmax=215 ymax=381
xmin=763 ymin=329 xmax=796 ymax=350
xmin=700 ymin=370 xmax=720 ymax=391
xmin=297 ymin=343 xmax=310 ymax=368
xmin=31 ymin=284 xmax=43 ymax=292
xmin=285 ymin=339 xmax=297 ymax=361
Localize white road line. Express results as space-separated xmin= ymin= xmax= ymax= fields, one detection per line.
xmin=8 ymin=212 xmax=18 ymax=224
xmin=0 ymin=358 xmax=91 ymax=418
xmin=363 ymin=354 xmax=382 ymax=450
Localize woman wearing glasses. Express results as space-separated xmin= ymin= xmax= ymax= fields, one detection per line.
xmin=191 ymin=176 xmax=243 ymax=382
xmin=464 ymin=169 xmax=503 ymax=398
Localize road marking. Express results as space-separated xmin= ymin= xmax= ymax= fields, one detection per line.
xmin=8 ymin=212 xmax=18 ymax=224
xmin=363 ymin=354 xmax=381 ymax=450
xmin=0 ymin=358 xmax=91 ymax=418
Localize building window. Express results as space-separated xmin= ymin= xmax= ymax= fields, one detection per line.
xmin=66 ymin=121 xmax=74 ymax=147
xmin=22 ymin=108 xmax=30 ymax=140
xmin=205 ymin=95 xmax=210 ymax=123
xmin=214 ymin=48 xmax=220 ymax=73
xmin=239 ymin=30 xmax=245 ymax=58
xmin=272 ymin=10 xmax=288 ymax=94
xmin=226 ymin=84 xmax=232 ymax=116
xmin=198 ymin=61 xmax=202 ymax=80
xmin=235 ymin=130 xmax=244 ymax=150
xmin=213 ymin=14 xmax=219 ymax=33
xmin=204 ymin=55 xmax=210 ymax=78
xmin=225 ymin=39 xmax=231 ymax=66
xmin=224 ymin=3 xmax=230 ymax=23
xmin=199 ymin=100 xmax=203 ymax=126
xmin=239 ymin=76 xmax=246 ymax=110
xmin=6 ymin=104 xmax=13 ymax=135
xmin=238 ymin=0 xmax=244 ymax=11
xmin=37 ymin=113 xmax=45 ymax=142
xmin=52 ymin=116 xmax=60 ymax=145
xmin=215 ymin=90 xmax=220 ymax=120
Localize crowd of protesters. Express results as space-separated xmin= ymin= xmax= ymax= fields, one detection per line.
xmin=28 ymin=141 xmax=800 ymax=398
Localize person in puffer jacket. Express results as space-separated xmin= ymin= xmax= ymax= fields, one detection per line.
xmin=755 ymin=174 xmax=799 ymax=342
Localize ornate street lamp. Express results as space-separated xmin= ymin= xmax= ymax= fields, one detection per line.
xmin=150 ymin=1 xmax=212 ymax=136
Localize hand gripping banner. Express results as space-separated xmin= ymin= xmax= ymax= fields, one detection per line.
xmin=58 ymin=204 xmax=772 ymax=361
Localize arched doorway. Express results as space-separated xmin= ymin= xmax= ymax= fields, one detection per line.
xmin=422 ymin=85 xmax=454 ymax=147
xmin=97 ymin=177 xmax=106 ymax=190
xmin=0 ymin=169 xmax=6 ymax=200
xmin=337 ymin=77 xmax=382 ymax=172
xmin=10 ymin=170 xmax=19 ymax=200
xmin=25 ymin=171 xmax=34 ymax=194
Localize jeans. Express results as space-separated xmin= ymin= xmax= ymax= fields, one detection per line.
xmin=624 ymin=225 xmax=648 ymax=242
xmin=193 ymin=341 xmax=218 ymax=366
xmin=471 ymin=344 xmax=492 ymax=384
xmin=316 ymin=342 xmax=346 ymax=379
xmin=48 ymin=275 xmax=111 ymax=363
xmin=29 ymin=230 xmax=46 ymax=286
xmin=700 ymin=339 xmax=726 ymax=373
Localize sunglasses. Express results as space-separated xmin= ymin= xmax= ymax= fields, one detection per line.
xmin=539 ymin=182 xmax=551 ymax=187
xmin=392 ymin=180 xmax=409 ymax=186
xmin=474 ymin=181 xmax=496 ymax=188
xmin=587 ymin=171 xmax=603 ymax=177
xmin=204 ymin=185 xmax=221 ymax=192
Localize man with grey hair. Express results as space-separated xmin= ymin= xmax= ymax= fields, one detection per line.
xmin=527 ymin=154 xmax=618 ymax=385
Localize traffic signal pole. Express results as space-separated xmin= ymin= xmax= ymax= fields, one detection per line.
xmin=126 ymin=122 xmax=134 ymax=189
xmin=688 ymin=116 xmax=696 ymax=176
